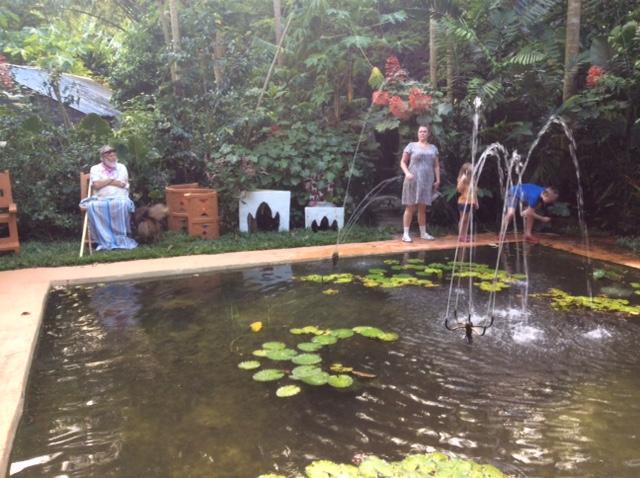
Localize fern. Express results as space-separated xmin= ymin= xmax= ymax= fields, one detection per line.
xmin=506 ymin=45 xmax=547 ymax=66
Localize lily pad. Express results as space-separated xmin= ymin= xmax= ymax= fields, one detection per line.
xmin=252 ymin=349 xmax=268 ymax=357
xmin=322 ymin=288 xmax=339 ymax=295
xmin=297 ymin=342 xmax=323 ymax=352
xmin=292 ymin=353 xmax=322 ymax=365
xmin=252 ymin=369 xmax=285 ymax=382
xmin=329 ymin=328 xmax=354 ymax=339
xmin=290 ymin=325 xmax=325 ymax=335
xmin=383 ymin=259 xmax=400 ymax=265
xmin=265 ymin=348 xmax=297 ymax=361
xmin=330 ymin=363 xmax=353 ymax=373
xmin=238 ymin=360 xmax=261 ymax=370
xmin=311 ymin=334 xmax=338 ymax=345
xmin=328 ymin=374 xmax=354 ymax=388
xmin=306 ymin=460 xmax=359 ymax=477
xmin=262 ymin=341 xmax=286 ymax=350
xmin=300 ymin=371 xmax=331 ymax=386
xmin=407 ymin=258 xmax=425 ymax=265
xmin=291 ymin=365 xmax=323 ymax=379
xmin=379 ymin=332 xmax=399 ymax=342
xmin=276 ymin=385 xmax=301 ymax=398
xmin=353 ymin=326 xmax=385 ymax=338
xmin=368 ymin=268 xmax=386 ymax=275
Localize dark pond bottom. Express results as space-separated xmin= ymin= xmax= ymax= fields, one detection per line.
xmin=9 ymin=246 xmax=640 ymax=478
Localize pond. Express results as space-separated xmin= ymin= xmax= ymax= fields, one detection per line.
xmin=9 ymin=246 xmax=640 ymax=477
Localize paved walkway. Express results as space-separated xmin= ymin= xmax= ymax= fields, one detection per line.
xmin=1 ymin=233 xmax=638 ymax=475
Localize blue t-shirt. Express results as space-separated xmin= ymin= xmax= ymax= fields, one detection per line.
xmin=510 ymin=184 xmax=544 ymax=208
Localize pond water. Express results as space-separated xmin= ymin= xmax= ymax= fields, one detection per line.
xmin=9 ymin=246 xmax=640 ymax=478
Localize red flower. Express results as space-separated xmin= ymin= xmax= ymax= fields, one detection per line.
xmin=408 ymin=87 xmax=432 ymax=112
xmin=372 ymin=90 xmax=390 ymax=106
xmin=384 ymin=56 xmax=402 ymax=81
xmin=0 ymin=54 xmax=13 ymax=89
xmin=586 ymin=65 xmax=604 ymax=88
xmin=389 ymin=96 xmax=410 ymax=119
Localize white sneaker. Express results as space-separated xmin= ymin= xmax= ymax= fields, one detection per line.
xmin=401 ymin=234 xmax=413 ymax=243
xmin=420 ymin=232 xmax=435 ymax=240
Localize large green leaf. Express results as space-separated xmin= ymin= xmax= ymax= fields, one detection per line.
xmin=252 ymin=369 xmax=285 ymax=382
xmin=292 ymin=353 xmax=322 ymax=365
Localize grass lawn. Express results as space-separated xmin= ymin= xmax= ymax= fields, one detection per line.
xmin=0 ymin=226 xmax=396 ymax=271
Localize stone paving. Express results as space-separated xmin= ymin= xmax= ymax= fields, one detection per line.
xmin=1 ymin=233 xmax=638 ymax=475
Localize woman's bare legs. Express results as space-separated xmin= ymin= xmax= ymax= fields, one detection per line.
xmin=402 ymin=205 xmax=416 ymax=242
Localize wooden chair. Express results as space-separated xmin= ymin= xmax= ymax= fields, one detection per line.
xmin=0 ymin=170 xmax=20 ymax=254
xmin=79 ymin=172 xmax=93 ymax=256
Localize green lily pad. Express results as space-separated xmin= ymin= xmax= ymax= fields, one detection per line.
xmin=353 ymin=326 xmax=385 ymax=338
xmin=300 ymin=371 xmax=330 ymax=386
xmin=292 ymin=353 xmax=322 ymax=365
xmin=383 ymin=259 xmax=400 ymax=265
xmin=407 ymin=258 xmax=425 ymax=264
xmin=297 ymin=342 xmax=323 ymax=352
xmin=265 ymin=348 xmax=298 ymax=361
xmin=252 ymin=369 xmax=285 ymax=382
xmin=306 ymin=460 xmax=359 ymax=477
xmin=290 ymin=325 xmax=325 ymax=335
xmin=330 ymin=363 xmax=353 ymax=373
xmin=276 ymin=385 xmax=301 ymax=397
xmin=368 ymin=268 xmax=386 ymax=275
xmin=252 ymin=349 xmax=268 ymax=357
xmin=328 ymin=374 xmax=354 ymax=388
xmin=238 ymin=360 xmax=261 ymax=370
xmin=291 ymin=365 xmax=323 ymax=379
xmin=379 ymin=332 xmax=399 ymax=342
xmin=329 ymin=328 xmax=354 ymax=339
xmin=311 ymin=334 xmax=338 ymax=345
xmin=262 ymin=341 xmax=286 ymax=350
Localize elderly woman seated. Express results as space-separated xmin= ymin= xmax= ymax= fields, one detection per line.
xmin=80 ymin=145 xmax=137 ymax=250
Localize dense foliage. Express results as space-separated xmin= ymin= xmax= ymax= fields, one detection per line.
xmin=1 ymin=0 xmax=639 ymax=239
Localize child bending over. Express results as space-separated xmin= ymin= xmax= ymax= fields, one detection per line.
xmin=504 ymin=184 xmax=559 ymax=243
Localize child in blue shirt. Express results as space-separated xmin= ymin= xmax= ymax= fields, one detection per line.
xmin=504 ymin=184 xmax=559 ymax=243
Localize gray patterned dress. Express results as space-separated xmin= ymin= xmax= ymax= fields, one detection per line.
xmin=401 ymin=142 xmax=439 ymax=206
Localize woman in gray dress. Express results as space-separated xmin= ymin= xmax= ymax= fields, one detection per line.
xmin=400 ymin=125 xmax=441 ymax=242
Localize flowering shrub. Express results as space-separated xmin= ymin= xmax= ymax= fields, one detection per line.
xmin=408 ymin=87 xmax=432 ymax=113
xmin=370 ymin=56 xmax=437 ymax=130
xmin=371 ymin=90 xmax=390 ymax=106
xmin=384 ymin=56 xmax=402 ymax=80
xmin=586 ymin=65 xmax=605 ymax=88
xmin=388 ymin=96 xmax=410 ymax=119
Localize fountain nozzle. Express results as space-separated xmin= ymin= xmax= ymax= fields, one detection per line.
xmin=444 ymin=311 xmax=494 ymax=344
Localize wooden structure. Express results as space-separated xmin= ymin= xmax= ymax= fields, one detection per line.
xmin=165 ymin=184 xmax=219 ymax=240
xmin=79 ymin=172 xmax=93 ymax=256
xmin=0 ymin=171 xmax=19 ymax=254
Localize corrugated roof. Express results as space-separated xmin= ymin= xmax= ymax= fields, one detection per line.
xmin=9 ymin=64 xmax=121 ymax=117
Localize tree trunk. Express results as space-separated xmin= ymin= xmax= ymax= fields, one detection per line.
xmin=156 ymin=0 xmax=177 ymax=83
xmin=273 ymin=0 xmax=283 ymax=66
xmin=168 ymin=0 xmax=181 ymax=85
xmin=346 ymin=54 xmax=353 ymax=103
xmin=429 ymin=16 xmax=438 ymax=87
xmin=562 ymin=0 xmax=581 ymax=102
xmin=213 ymin=27 xmax=225 ymax=88
xmin=446 ymin=39 xmax=454 ymax=102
